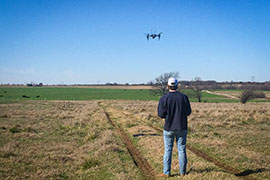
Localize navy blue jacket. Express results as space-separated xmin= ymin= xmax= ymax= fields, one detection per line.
xmin=158 ymin=91 xmax=191 ymax=131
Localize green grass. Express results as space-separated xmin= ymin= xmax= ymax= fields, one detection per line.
xmin=0 ymin=87 xmax=160 ymax=101
xmin=0 ymin=87 xmax=198 ymax=102
xmin=1 ymin=87 xmax=268 ymax=103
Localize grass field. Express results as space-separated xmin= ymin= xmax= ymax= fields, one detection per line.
xmin=0 ymin=87 xmax=229 ymax=103
xmin=1 ymin=87 xmax=269 ymax=179
xmin=1 ymin=87 xmax=269 ymax=103
xmin=1 ymin=100 xmax=269 ymax=179
xmin=104 ymin=100 xmax=270 ymax=180
xmin=0 ymin=101 xmax=144 ymax=180
xmin=0 ymin=87 xmax=160 ymax=101
xmin=2 ymin=87 xmax=269 ymax=103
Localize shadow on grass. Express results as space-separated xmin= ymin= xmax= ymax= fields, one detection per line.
xmin=170 ymin=168 xmax=268 ymax=178
xmin=169 ymin=167 xmax=224 ymax=177
xmin=235 ymin=168 xmax=267 ymax=176
xmin=187 ymin=167 xmax=226 ymax=175
xmin=132 ymin=133 xmax=160 ymax=137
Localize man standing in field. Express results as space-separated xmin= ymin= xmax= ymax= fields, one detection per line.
xmin=158 ymin=77 xmax=192 ymax=177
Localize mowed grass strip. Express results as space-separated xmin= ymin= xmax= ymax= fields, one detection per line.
xmin=0 ymin=101 xmax=144 ymax=180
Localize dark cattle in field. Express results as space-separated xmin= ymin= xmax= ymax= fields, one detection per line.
xmin=36 ymin=95 xmax=40 ymax=98
xmin=0 ymin=95 xmax=3 ymax=97
xmin=4 ymin=91 xmax=7 ymax=93
xmin=22 ymin=95 xmax=30 ymax=98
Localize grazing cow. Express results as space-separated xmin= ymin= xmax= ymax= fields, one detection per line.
xmin=36 ymin=95 xmax=40 ymax=98
xmin=4 ymin=91 xmax=7 ymax=93
xmin=0 ymin=95 xmax=3 ymax=97
xmin=22 ymin=95 xmax=30 ymax=98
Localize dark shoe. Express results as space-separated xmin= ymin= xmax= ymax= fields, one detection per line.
xmin=160 ymin=173 xmax=170 ymax=177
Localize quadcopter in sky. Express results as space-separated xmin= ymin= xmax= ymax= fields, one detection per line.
xmin=146 ymin=30 xmax=163 ymax=40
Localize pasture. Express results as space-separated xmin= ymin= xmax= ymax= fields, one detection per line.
xmin=2 ymin=87 xmax=270 ymax=103
xmin=0 ymin=87 xmax=270 ymax=179
xmin=0 ymin=87 xmax=160 ymax=101
xmin=1 ymin=99 xmax=270 ymax=180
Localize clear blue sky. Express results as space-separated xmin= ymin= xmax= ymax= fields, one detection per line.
xmin=0 ymin=0 xmax=269 ymax=84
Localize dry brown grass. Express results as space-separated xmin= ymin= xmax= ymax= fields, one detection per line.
xmin=102 ymin=100 xmax=270 ymax=180
xmin=1 ymin=100 xmax=269 ymax=180
xmin=0 ymin=101 xmax=143 ymax=180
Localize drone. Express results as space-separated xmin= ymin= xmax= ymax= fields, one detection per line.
xmin=146 ymin=31 xmax=163 ymax=40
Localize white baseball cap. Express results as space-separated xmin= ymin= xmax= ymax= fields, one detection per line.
xmin=168 ymin=77 xmax=178 ymax=86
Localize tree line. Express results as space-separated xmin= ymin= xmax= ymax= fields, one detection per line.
xmin=150 ymin=72 xmax=269 ymax=104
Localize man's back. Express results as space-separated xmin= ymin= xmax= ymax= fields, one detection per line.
xmin=158 ymin=91 xmax=191 ymax=131
xmin=158 ymin=78 xmax=191 ymax=177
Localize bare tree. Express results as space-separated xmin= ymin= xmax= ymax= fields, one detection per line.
xmin=151 ymin=72 xmax=179 ymax=95
xmin=193 ymin=77 xmax=202 ymax=102
xmin=195 ymin=77 xmax=202 ymax=102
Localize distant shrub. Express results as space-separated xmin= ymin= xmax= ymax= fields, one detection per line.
xmin=240 ymin=90 xmax=266 ymax=104
xmin=240 ymin=90 xmax=256 ymax=104
xmin=254 ymin=91 xmax=266 ymax=98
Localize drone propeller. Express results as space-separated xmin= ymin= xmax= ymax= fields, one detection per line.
xmin=145 ymin=33 xmax=150 ymax=40
xmin=157 ymin=32 xmax=163 ymax=40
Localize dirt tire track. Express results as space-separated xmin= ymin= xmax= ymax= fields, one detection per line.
xmin=98 ymin=104 xmax=158 ymax=180
xmin=149 ymin=125 xmax=256 ymax=180
xmin=203 ymin=90 xmax=238 ymax=99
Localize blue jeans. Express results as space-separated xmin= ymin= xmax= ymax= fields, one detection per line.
xmin=163 ymin=130 xmax=187 ymax=175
